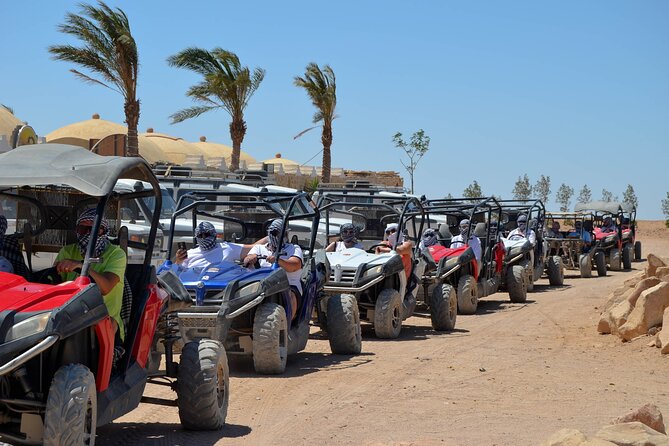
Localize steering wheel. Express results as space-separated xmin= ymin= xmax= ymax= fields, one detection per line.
xmin=367 ymin=243 xmax=389 ymax=254
xmin=32 ymin=267 xmax=63 ymax=285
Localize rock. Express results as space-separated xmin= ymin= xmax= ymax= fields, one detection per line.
xmin=646 ymin=254 xmax=668 ymax=278
xmin=540 ymin=428 xmax=587 ymax=446
xmin=622 ymin=271 xmax=647 ymax=289
xmin=656 ymin=267 xmax=669 ymax=280
xmin=618 ymin=282 xmax=669 ymax=342
xmin=580 ymin=440 xmax=618 ymax=446
xmin=612 ymin=404 xmax=666 ymax=434
xmin=599 ymin=278 xmax=661 ymax=335
xmin=648 ymin=337 xmax=658 ymax=347
xmin=648 ymin=326 xmax=661 ymax=336
xmin=595 ymin=421 xmax=669 ymax=446
xmin=660 ymin=308 xmax=669 ymax=354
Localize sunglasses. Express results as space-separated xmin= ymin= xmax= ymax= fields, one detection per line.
xmin=385 ymin=228 xmax=397 ymax=234
xmin=269 ymin=229 xmax=281 ymax=236
xmin=342 ymin=229 xmax=355 ymax=235
xmin=75 ymin=225 xmax=94 ymax=236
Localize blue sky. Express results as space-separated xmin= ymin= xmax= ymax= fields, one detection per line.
xmin=1 ymin=1 xmax=667 ymax=218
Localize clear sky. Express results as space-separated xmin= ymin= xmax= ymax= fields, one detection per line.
xmin=1 ymin=1 xmax=667 ymax=218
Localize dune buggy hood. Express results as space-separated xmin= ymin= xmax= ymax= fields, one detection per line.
xmin=0 ymin=144 xmax=155 ymax=196
xmin=326 ymin=248 xmax=395 ymax=269
xmin=178 ymin=262 xmax=271 ymax=289
xmin=0 ymin=273 xmax=88 ymax=313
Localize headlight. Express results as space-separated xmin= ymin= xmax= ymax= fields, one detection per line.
xmin=362 ymin=265 xmax=383 ymax=278
xmin=444 ymin=257 xmax=459 ymax=269
xmin=605 ymin=235 xmax=615 ymax=243
xmin=6 ymin=312 xmax=52 ymax=342
xmin=236 ymin=282 xmax=261 ymax=299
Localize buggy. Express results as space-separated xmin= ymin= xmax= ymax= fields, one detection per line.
xmin=158 ymin=190 xmax=359 ymax=375
xmin=0 ymin=144 xmax=229 ymax=445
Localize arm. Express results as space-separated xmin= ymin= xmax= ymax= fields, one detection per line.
xmin=395 ymin=240 xmax=414 ymax=256
xmin=274 ymin=255 xmax=302 ymax=272
xmin=325 ymin=241 xmax=337 ymax=252
xmin=240 ymin=236 xmax=269 ymax=259
xmin=55 ymin=259 xmax=121 ymax=295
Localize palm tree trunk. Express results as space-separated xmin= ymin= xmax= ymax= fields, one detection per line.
xmin=321 ymin=123 xmax=332 ymax=184
xmin=125 ymin=98 xmax=140 ymax=157
xmin=229 ymin=118 xmax=246 ymax=171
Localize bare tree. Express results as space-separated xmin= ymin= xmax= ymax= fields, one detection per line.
xmin=577 ymin=184 xmax=592 ymax=204
xmin=392 ymin=129 xmax=430 ymax=194
xmin=533 ymin=175 xmax=551 ymax=203
xmin=622 ymin=184 xmax=638 ymax=209
xmin=463 ymin=180 xmax=483 ymax=199
xmin=661 ymin=192 xmax=669 ymax=224
xmin=601 ymin=189 xmax=614 ymax=202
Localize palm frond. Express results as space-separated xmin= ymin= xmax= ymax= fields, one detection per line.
xmin=70 ymin=69 xmax=119 ymax=93
xmin=1 ymin=104 xmax=14 ymax=115
xmin=170 ymin=105 xmax=218 ymax=124
xmin=293 ymin=125 xmax=320 ymax=140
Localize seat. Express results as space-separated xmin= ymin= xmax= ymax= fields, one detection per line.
xmin=117 ymin=225 xmax=129 ymax=255
xmin=0 ymin=234 xmax=30 ymax=279
xmin=437 ymin=224 xmax=452 ymax=247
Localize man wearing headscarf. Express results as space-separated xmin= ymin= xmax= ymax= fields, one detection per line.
xmin=419 ymin=228 xmax=438 ymax=250
xmin=54 ymin=208 xmax=127 ymax=340
xmin=175 ymin=221 xmax=259 ymax=270
xmin=0 ymin=215 xmax=29 ymax=277
xmin=326 ymin=223 xmax=363 ymax=252
xmin=568 ymin=220 xmax=592 ymax=251
xmin=600 ymin=216 xmax=617 ymax=233
xmin=450 ymin=219 xmax=482 ymax=262
xmin=375 ymin=222 xmax=415 ymax=279
xmin=243 ymin=219 xmax=304 ymax=320
xmin=507 ymin=214 xmax=537 ymax=245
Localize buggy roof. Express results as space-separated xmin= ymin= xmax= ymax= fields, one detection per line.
xmin=0 ymin=144 xmax=156 ymax=196
xmin=574 ymin=201 xmax=634 ymax=214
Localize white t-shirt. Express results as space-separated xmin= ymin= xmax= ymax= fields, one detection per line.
xmin=450 ymin=234 xmax=482 ymax=262
xmin=182 ymin=242 xmax=244 ymax=270
xmin=335 ymin=241 xmax=363 ymax=252
xmin=249 ymin=243 xmax=304 ymax=293
xmin=508 ymin=228 xmax=536 ymax=245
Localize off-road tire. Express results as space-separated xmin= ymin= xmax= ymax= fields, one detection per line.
xmin=622 ymin=245 xmax=632 ymax=270
xmin=609 ymin=249 xmax=622 ymax=271
xmin=507 ymin=264 xmax=527 ymax=303
xmin=44 ymin=364 xmax=96 ymax=446
xmin=326 ymin=294 xmax=362 ymax=354
xmin=253 ymin=303 xmax=288 ymax=374
xmin=457 ymin=274 xmax=478 ymax=314
xmin=547 ymin=256 xmax=564 ymax=286
xmin=524 ymin=261 xmax=534 ymax=292
xmin=580 ymin=254 xmax=592 ymax=278
xmin=595 ymin=252 xmax=607 ymax=277
xmin=430 ymin=283 xmax=457 ymax=331
xmin=177 ymin=339 xmax=229 ymax=430
xmin=374 ymin=288 xmax=403 ymax=339
xmin=634 ymin=241 xmax=642 ymax=261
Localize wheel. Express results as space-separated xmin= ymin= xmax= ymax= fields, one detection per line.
xmin=506 ymin=264 xmax=527 ymax=303
xmin=634 ymin=241 xmax=642 ymax=261
xmin=579 ymin=254 xmax=592 ymax=278
xmin=253 ymin=303 xmax=288 ymax=374
xmin=177 ymin=339 xmax=229 ymax=430
xmin=609 ymin=248 xmax=621 ymax=271
xmin=594 ymin=252 xmax=606 ymax=277
xmin=457 ymin=274 xmax=478 ymax=314
xmin=43 ymin=364 xmax=96 ymax=446
xmin=547 ymin=256 xmax=564 ymax=286
xmin=524 ymin=261 xmax=534 ymax=292
xmin=430 ymin=283 xmax=457 ymax=331
xmin=622 ymin=245 xmax=632 ymax=270
xmin=374 ymin=288 xmax=402 ymax=339
xmin=326 ymin=294 xmax=362 ymax=354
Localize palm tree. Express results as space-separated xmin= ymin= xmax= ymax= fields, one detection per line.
xmin=167 ymin=48 xmax=265 ymax=171
xmin=294 ymin=63 xmax=337 ymax=184
xmin=49 ymin=1 xmax=140 ymax=156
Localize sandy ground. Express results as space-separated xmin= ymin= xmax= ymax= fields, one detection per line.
xmin=95 ymin=221 xmax=669 ymax=446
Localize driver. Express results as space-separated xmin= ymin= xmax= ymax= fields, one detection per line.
xmin=54 ymin=209 xmax=127 ymax=340
xmin=326 ymin=223 xmax=363 ymax=252
xmin=375 ymin=223 xmax=415 ymax=280
xmin=450 ymin=219 xmax=482 ymax=262
xmin=569 ymin=220 xmax=592 ymax=251
xmin=174 ymin=221 xmax=260 ymax=270
xmin=600 ymin=216 xmax=617 ymax=233
xmin=0 ymin=215 xmax=29 ymax=277
xmin=507 ymin=214 xmax=537 ymax=245
xmin=243 ymin=219 xmax=303 ymax=320
xmin=547 ymin=221 xmax=564 ymax=238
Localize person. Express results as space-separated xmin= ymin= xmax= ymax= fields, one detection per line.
xmin=54 ymin=209 xmax=127 ymax=341
xmin=600 ymin=216 xmax=617 ymax=233
xmin=547 ymin=221 xmax=564 ymax=239
xmin=375 ymin=223 xmax=415 ymax=279
xmin=0 ymin=215 xmax=29 ymax=277
xmin=326 ymin=223 xmax=363 ymax=252
xmin=174 ymin=221 xmax=260 ymax=270
xmin=450 ymin=219 xmax=482 ymax=262
xmin=419 ymin=227 xmax=438 ymax=250
xmin=568 ymin=220 xmax=592 ymax=251
xmin=243 ymin=219 xmax=303 ymax=320
xmin=507 ymin=214 xmax=537 ymax=245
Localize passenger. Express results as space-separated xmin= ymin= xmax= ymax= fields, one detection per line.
xmin=600 ymin=216 xmax=617 ymax=233
xmin=375 ymin=223 xmax=415 ymax=280
xmin=547 ymin=221 xmax=564 ymax=239
xmin=0 ymin=215 xmax=29 ymax=277
xmin=326 ymin=223 xmax=363 ymax=252
xmin=507 ymin=214 xmax=537 ymax=245
xmin=243 ymin=219 xmax=303 ymax=320
xmin=174 ymin=221 xmax=260 ymax=270
xmin=568 ymin=220 xmax=592 ymax=251
xmin=54 ymin=209 xmax=127 ymax=340
xmin=450 ymin=219 xmax=482 ymax=262
xmin=419 ymin=228 xmax=438 ymax=249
